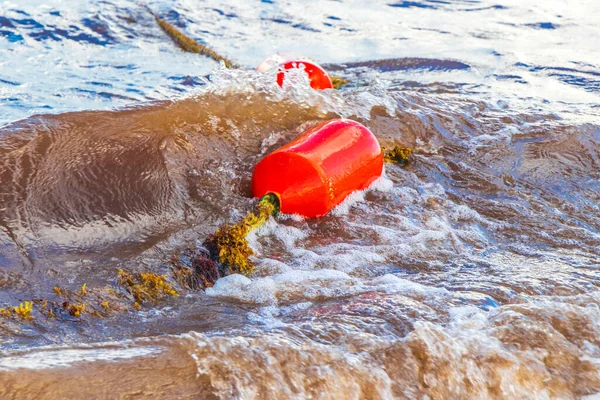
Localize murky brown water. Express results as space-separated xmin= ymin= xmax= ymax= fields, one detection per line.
xmin=2 ymin=0 xmax=600 ymax=398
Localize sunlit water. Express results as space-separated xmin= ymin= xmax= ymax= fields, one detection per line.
xmin=1 ymin=0 xmax=600 ymax=398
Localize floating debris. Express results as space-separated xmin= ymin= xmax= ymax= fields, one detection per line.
xmin=118 ymin=270 xmax=179 ymax=307
xmin=13 ymin=301 xmax=33 ymax=320
xmin=331 ymin=75 xmax=350 ymax=89
xmin=383 ymin=145 xmax=413 ymax=165
xmin=171 ymin=248 xmax=220 ymax=290
xmin=53 ymin=286 xmax=65 ymax=296
xmin=63 ymin=302 xmax=85 ymax=317
xmin=79 ymin=283 xmax=88 ymax=296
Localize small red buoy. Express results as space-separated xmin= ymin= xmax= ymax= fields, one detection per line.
xmin=257 ymin=54 xmax=333 ymax=90
xmin=252 ymin=119 xmax=383 ymax=218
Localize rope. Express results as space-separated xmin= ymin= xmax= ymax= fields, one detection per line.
xmin=204 ymin=194 xmax=279 ymax=275
xmin=147 ymin=8 xmax=238 ymax=69
xmin=146 ymin=7 xmax=355 ymax=89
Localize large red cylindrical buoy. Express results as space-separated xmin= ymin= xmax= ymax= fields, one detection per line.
xmin=257 ymin=54 xmax=333 ymax=90
xmin=252 ymin=119 xmax=383 ymax=218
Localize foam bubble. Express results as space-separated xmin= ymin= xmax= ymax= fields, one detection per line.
xmin=332 ymin=175 xmax=394 ymax=216
xmin=370 ymin=274 xmax=449 ymax=297
xmin=206 ymin=274 xmax=277 ymax=305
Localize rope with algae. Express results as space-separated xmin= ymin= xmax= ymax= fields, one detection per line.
xmin=148 ymin=9 xmax=238 ymax=69
xmin=200 ymin=148 xmax=411 ymax=276
xmin=203 ymin=193 xmax=280 ymax=276
xmin=0 ymin=148 xmax=412 ymax=330
xmin=148 ymin=9 xmax=351 ymax=88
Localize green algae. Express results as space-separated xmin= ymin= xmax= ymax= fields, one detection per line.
xmin=331 ymin=75 xmax=350 ymax=89
xmin=204 ymin=194 xmax=279 ymax=275
xmin=383 ymin=145 xmax=413 ymax=165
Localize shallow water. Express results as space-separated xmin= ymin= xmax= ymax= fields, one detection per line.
xmin=1 ymin=0 xmax=600 ymax=398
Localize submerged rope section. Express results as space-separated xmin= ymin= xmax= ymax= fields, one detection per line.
xmin=148 ymin=9 xmax=238 ymax=69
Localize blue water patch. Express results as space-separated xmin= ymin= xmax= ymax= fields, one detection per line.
xmin=80 ymin=63 xmax=138 ymax=70
xmin=28 ymin=29 xmax=58 ymax=41
xmin=550 ymin=73 xmax=600 ymax=92
xmin=291 ymin=23 xmax=320 ymax=32
xmin=0 ymin=14 xmax=116 ymax=45
xmin=327 ymin=16 xmax=341 ymax=20
xmin=0 ymin=16 xmax=14 ymax=28
xmin=162 ymin=9 xmax=188 ymax=28
xmin=112 ymin=64 xmax=138 ymax=70
xmin=212 ymin=8 xmax=238 ymax=18
xmin=388 ymin=0 xmax=482 ymax=9
xmin=168 ymin=75 xmax=206 ymax=87
xmin=263 ymin=17 xmax=320 ymax=32
xmin=0 ymin=78 xmax=20 ymax=86
xmin=125 ymin=88 xmax=145 ymax=95
xmin=462 ymin=5 xmax=506 ymax=11
xmin=30 ymin=27 xmax=111 ymax=45
xmin=0 ymin=30 xmax=23 ymax=42
xmin=480 ymin=296 xmax=500 ymax=310
xmin=494 ymin=74 xmax=527 ymax=84
xmin=72 ymin=88 xmax=137 ymax=101
xmin=12 ymin=18 xmax=43 ymax=28
xmin=388 ymin=1 xmax=437 ymax=9
xmin=87 ymin=81 xmax=114 ymax=88
xmin=515 ymin=62 xmax=600 ymax=78
xmin=326 ymin=57 xmax=470 ymax=72
xmin=571 ymin=61 xmax=597 ymax=69
xmin=526 ymin=22 xmax=559 ymax=29
xmin=414 ymin=27 xmax=451 ymax=34
xmin=267 ymin=18 xmax=291 ymax=25
xmin=81 ymin=17 xmax=114 ymax=43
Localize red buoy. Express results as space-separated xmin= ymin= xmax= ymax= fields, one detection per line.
xmin=257 ymin=54 xmax=333 ymax=90
xmin=252 ymin=119 xmax=383 ymax=218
